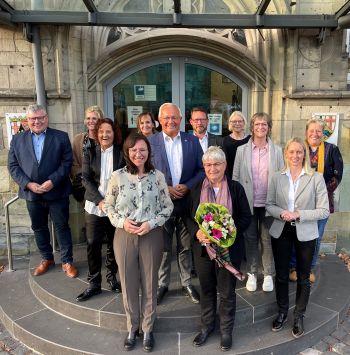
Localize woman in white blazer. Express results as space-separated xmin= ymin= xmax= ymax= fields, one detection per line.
xmin=266 ymin=137 xmax=329 ymax=338
xmin=232 ymin=112 xmax=284 ymax=293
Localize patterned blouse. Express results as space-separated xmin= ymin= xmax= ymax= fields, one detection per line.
xmin=104 ymin=167 xmax=174 ymax=230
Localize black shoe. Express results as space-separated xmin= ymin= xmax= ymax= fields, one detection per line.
xmin=182 ymin=285 xmax=200 ymax=304
xmin=272 ymin=313 xmax=288 ymax=332
xmin=156 ymin=286 xmax=168 ymax=305
xmin=124 ymin=331 xmax=138 ymax=351
xmin=143 ymin=332 xmax=154 ymax=352
xmin=292 ymin=316 xmax=304 ymax=338
xmin=193 ymin=327 xmax=214 ymax=347
xmin=220 ymin=333 xmax=232 ymax=352
xmin=108 ymin=279 xmax=122 ymax=293
xmin=76 ymin=287 xmax=101 ymax=302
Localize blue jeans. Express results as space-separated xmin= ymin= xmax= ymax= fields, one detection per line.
xmin=289 ymin=217 xmax=329 ymax=270
xmin=26 ymin=198 xmax=73 ymax=263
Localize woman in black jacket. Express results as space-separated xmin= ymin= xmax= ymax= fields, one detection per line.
xmin=76 ymin=118 xmax=124 ymax=302
xmin=186 ymin=146 xmax=251 ymax=352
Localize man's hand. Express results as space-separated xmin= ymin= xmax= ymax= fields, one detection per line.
xmin=40 ymin=180 xmax=54 ymax=193
xmin=26 ymin=182 xmax=45 ymax=194
xmin=168 ymin=186 xmax=184 ymax=200
xmin=175 ymin=184 xmax=189 ymax=195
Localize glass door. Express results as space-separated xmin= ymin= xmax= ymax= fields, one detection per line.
xmin=104 ymin=57 xmax=248 ymax=139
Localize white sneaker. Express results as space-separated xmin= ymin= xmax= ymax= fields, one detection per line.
xmin=246 ymin=273 xmax=257 ymax=292
xmin=263 ymin=275 xmax=274 ymax=292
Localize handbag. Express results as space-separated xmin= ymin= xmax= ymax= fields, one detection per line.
xmin=71 ymin=173 xmax=85 ymax=202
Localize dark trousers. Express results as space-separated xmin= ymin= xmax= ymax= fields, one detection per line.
xmin=158 ymin=215 xmax=192 ymax=288
xmin=85 ymin=212 xmax=118 ymax=287
xmin=193 ymin=241 xmax=237 ymax=335
xmin=271 ymin=223 xmax=316 ymax=317
xmin=26 ymin=198 xmax=73 ymax=263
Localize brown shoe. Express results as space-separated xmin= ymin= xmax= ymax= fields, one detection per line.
xmin=33 ymin=260 xmax=55 ymax=276
xmin=289 ymin=268 xmax=297 ymax=282
xmin=310 ymin=271 xmax=316 ymax=283
xmin=62 ymin=263 xmax=78 ymax=278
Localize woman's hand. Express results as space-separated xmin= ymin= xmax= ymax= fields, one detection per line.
xmin=98 ymin=200 xmax=105 ymax=212
xmin=123 ymin=219 xmax=141 ymax=234
xmin=280 ymin=210 xmax=300 ymax=222
xmin=196 ymin=229 xmax=211 ymax=244
xmin=135 ymin=222 xmax=151 ymax=236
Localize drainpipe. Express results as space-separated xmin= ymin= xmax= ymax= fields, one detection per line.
xmin=32 ymin=25 xmax=46 ymax=109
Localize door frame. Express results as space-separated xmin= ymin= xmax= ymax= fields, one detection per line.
xmin=104 ymin=55 xmax=249 ymax=131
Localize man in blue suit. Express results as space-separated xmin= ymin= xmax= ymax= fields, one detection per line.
xmin=8 ymin=104 xmax=78 ymax=278
xmin=149 ymin=103 xmax=204 ymax=304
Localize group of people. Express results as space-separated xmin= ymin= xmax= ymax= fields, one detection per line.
xmin=7 ymin=102 xmax=343 ymax=352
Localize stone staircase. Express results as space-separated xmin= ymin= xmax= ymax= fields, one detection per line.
xmin=0 ymin=246 xmax=349 ymax=355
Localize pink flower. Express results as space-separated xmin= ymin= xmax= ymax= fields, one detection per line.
xmin=212 ymin=229 xmax=222 ymax=240
xmin=204 ymin=213 xmax=214 ymax=222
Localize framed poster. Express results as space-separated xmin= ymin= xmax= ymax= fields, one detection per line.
xmin=5 ymin=112 xmax=28 ymax=148
xmin=208 ymin=113 xmax=222 ymax=135
xmin=134 ymin=85 xmax=157 ymax=101
xmin=312 ymin=113 xmax=340 ymax=145
xmin=127 ymin=106 xmax=143 ymax=128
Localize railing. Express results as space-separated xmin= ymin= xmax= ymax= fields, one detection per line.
xmin=4 ymin=195 xmax=19 ymax=272
xmin=4 ymin=195 xmax=56 ymax=272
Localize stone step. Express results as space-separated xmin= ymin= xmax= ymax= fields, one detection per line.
xmin=27 ymin=246 xmax=315 ymax=332
xmin=0 ymin=256 xmax=349 ymax=355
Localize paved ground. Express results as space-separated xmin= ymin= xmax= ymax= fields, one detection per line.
xmin=1 ymin=259 xmax=349 ymax=355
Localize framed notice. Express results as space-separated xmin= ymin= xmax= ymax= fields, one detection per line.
xmin=134 ymin=85 xmax=157 ymax=101
xmin=312 ymin=113 xmax=340 ymax=145
xmin=208 ymin=113 xmax=222 ymax=135
xmin=127 ymin=106 xmax=143 ymax=128
xmin=5 ymin=112 xmax=28 ymax=147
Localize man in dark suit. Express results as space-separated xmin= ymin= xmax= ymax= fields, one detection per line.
xmin=8 ymin=104 xmax=77 ymax=278
xmin=149 ymin=103 xmax=204 ymax=304
xmin=189 ymin=107 xmax=222 ymax=152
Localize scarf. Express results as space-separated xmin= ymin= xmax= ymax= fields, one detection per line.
xmin=200 ymin=176 xmax=233 ymax=214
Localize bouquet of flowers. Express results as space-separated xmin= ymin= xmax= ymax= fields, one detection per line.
xmin=195 ymin=202 xmax=245 ymax=281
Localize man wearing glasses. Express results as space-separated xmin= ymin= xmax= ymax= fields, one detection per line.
xmin=8 ymin=104 xmax=78 ymax=278
xmin=189 ymin=107 xmax=222 ymax=153
xmin=149 ymin=103 xmax=204 ymax=304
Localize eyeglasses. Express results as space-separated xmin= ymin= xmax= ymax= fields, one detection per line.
xmin=230 ymin=120 xmax=244 ymax=125
xmin=160 ymin=116 xmax=180 ymax=121
xmin=191 ymin=118 xmax=208 ymax=123
xmin=203 ymin=162 xmax=225 ymax=168
xmin=129 ymin=148 xmax=148 ymax=154
xmin=28 ymin=115 xmax=47 ymax=122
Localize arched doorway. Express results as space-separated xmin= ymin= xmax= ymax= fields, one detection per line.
xmin=104 ymin=56 xmax=249 ymax=137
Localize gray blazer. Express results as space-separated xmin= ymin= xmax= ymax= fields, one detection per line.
xmin=232 ymin=138 xmax=284 ymax=214
xmin=266 ymin=171 xmax=329 ymax=241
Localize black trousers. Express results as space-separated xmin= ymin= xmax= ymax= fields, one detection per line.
xmin=193 ymin=241 xmax=238 ymax=335
xmin=271 ymin=223 xmax=316 ymax=317
xmin=85 ymin=212 xmax=118 ymax=287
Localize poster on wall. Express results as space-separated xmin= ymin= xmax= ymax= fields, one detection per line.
xmin=208 ymin=113 xmax=222 ymax=136
xmin=127 ymin=106 xmax=143 ymax=128
xmin=5 ymin=112 xmax=28 ymax=147
xmin=134 ymin=85 xmax=157 ymax=101
xmin=312 ymin=113 xmax=340 ymax=145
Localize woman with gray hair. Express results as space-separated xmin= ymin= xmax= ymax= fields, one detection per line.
xmin=233 ymin=112 xmax=284 ymax=293
xmin=186 ymin=146 xmax=251 ymax=351
xmin=222 ymin=111 xmax=251 ymax=180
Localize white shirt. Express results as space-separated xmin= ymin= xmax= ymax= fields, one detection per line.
xmin=162 ymin=131 xmax=183 ymax=187
xmin=85 ymin=146 xmax=114 ymax=217
xmin=285 ymin=168 xmax=306 ymax=212
xmin=194 ymin=131 xmax=208 ymax=153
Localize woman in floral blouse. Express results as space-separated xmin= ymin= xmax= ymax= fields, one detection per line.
xmin=105 ymin=132 xmax=173 ymax=353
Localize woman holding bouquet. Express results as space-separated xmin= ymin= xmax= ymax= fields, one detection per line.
xmin=105 ymin=132 xmax=173 ymax=352
xmin=266 ymin=137 xmax=329 ymax=338
xmin=186 ymin=146 xmax=251 ymax=351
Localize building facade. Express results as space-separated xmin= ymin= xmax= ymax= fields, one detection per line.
xmin=1 ymin=0 xmax=350 ymax=256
